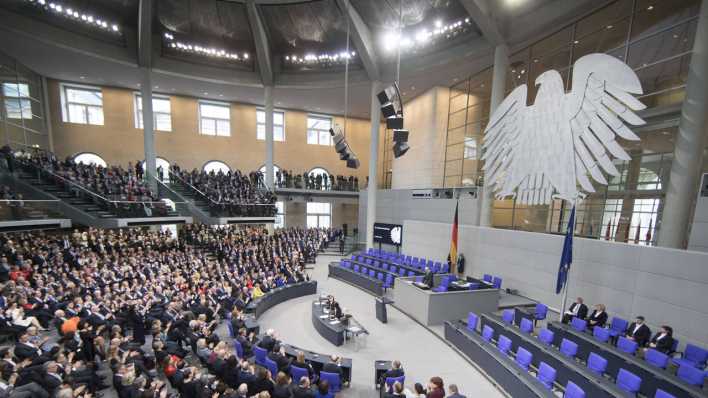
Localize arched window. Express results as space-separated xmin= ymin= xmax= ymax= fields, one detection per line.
xmin=73 ymin=152 xmax=107 ymax=168
xmin=203 ymin=160 xmax=231 ymax=175
xmin=308 ymin=167 xmax=329 ymax=178
xmin=141 ymin=157 xmax=171 ymax=182
xmin=307 ymin=167 xmax=331 ymax=190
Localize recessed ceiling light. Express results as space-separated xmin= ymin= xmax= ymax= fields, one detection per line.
xmin=219 ymin=94 xmax=223 ymax=97
xmin=606 ymin=25 xmax=613 ymax=29
xmin=204 ymin=92 xmax=208 ymax=95
xmin=410 ymin=86 xmax=415 ymax=90
xmin=574 ymin=40 xmax=579 ymax=44
xmin=647 ymin=5 xmax=654 ymax=11
xmin=79 ymin=76 xmax=86 ymax=80
xmin=453 ymin=77 xmax=459 ymax=82
xmin=154 ymin=85 xmax=159 ymax=89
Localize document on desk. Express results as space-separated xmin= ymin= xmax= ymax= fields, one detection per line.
xmin=319 ymin=315 xmax=328 ymax=319
xmin=329 ymin=320 xmax=341 ymax=325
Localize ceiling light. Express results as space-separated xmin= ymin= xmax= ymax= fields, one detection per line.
xmin=435 ymin=20 xmax=443 ymax=28
xmin=606 ymin=25 xmax=613 ymax=29
xmin=79 ymin=76 xmax=85 ymax=79
xmin=647 ymin=5 xmax=654 ymax=10
xmin=204 ymin=92 xmax=208 ymax=95
xmin=574 ymin=40 xmax=579 ymax=44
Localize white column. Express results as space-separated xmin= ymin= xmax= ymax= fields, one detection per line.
xmin=264 ymin=85 xmax=275 ymax=189
xmin=479 ymin=44 xmax=509 ymax=227
xmin=140 ymin=67 xmax=157 ymax=191
xmin=366 ymin=80 xmax=381 ymax=249
xmin=657 ymin=0 xmax=708 ymax=248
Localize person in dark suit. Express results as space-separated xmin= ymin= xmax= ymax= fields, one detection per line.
xmin=646 ymin=325 xmax=674 ymax=354
xmin=321 ymin=355 xmax=343 ymax=380
xmin=586 ymin=304 xmax=608 ymax=329
xmin=379 ymin=360 xmax=404 ymax=386
xmin=268 ymin=344 xmax=292 ymax=374
xmin=258 ymin=329 xmax=278 ymax=352
xmin=625 ymin=316 xmax=651 ymax=347
xmin=447 ymin=384 xmax=466 ymax=398
xmin=383 ymin=381 xmax=406 ymax=397
xmin=422 ymin=267 xmax=434 ymax=288
xmin=562 ymin=297 xmax=588 ymax=324
xmin=292 ymin=376 xmax=315 ymax=398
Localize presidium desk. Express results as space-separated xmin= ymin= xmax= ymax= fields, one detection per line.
xmin=393 ymin=275 xmax=500 ymax=326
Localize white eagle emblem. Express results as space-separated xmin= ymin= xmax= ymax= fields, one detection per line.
xmin=482 ymin=53 xmax=646 ymax=205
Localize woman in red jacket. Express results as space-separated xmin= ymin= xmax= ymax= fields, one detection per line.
xmin=427 ymin=376 xmax=445 ymax=398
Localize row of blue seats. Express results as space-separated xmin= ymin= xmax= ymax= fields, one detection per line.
xmin=347 ymin=256 xmax=422 ymax=276
xmin=492 ymin=311 xmax=706 ymax=393
xmin=340 ymin=260 xmax=395 ymax=289
xmin=508 ymin=308 xmax=708 ymax=373
xmin=364 ymin=249 xmax=449 ymax=273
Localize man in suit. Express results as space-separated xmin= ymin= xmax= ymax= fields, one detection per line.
xmin=586 ymin=304 xmax=608 ymax=329
xmin=379 ymin=360 xmax=404 ymax=387
xmin=258 ymin=329 xmax=277 ymax=352
xmin=625 ymin=316 xmax=651 ymax=347
xmin=562 ymin=297 xmax=588 ymax=324
xmin=292 ymin=376 xmax=315 ymax=398
xmin=267 ymin=344 xmax=292 ymax=374
xmin=646 ymin=325 xmax=674 ymax=354
xmin=447 ymin=384 xmax=466 ymax=398
xmin=422 ymin=267 xmax=434 ymax=288
xmin=322 ymin=354 xmax=343 ymax=381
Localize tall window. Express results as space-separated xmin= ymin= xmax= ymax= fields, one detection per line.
xmin=203 ymin=160 xmax=231 ymax=174
xmin=275 ymin=201 xmax=285 ymax=228
xmin=256 ymin=109 xmax=285 ymax=141
xmin=2 ymin=82 xmax=32 ymax=119
xmin=61 ymin=84 xmax=104 ymax=125
xmin=306 ymin=115 xmax=333 ymax=145
xmin=135 ymin=94 xmax=172 ymax=131
xmin=463 ymin=137 xmax=477 ymax=159
xmin=73 ymin=152 xmax=107 ymax=168
xmin=199 ymin=101 xmax=230 ymax=136
xmin=306 ymin=202 xmax=331 ymax=228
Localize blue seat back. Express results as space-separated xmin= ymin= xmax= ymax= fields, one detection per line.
xmin=571 ymin=317 xmax=587 ymax=332
xmin=560 ymin=339 xmax=578 ymax=358
xmin=407 ymin=270 xmax=414 ymax=277
xmin=415 ymin=275 xmax=423 ymax=283
xmin=645 ymin=349 xmax=669 ymax=369
xmin=369 ymin=270 xmax=376 ymax=278
xmin=654 ymin=389 xmax=677 ymax=398
xmin=616 ymin=368 xmax=642 ymax=393
xmin=290 ymin=366 xmax=308 ymax=382
xmin=498 ymin=335 xmax=512 ymax=355
xmin=609 ymin=317 xmax=628 ymax=336
xmin=319 ymin=371 xmax=341 ymax=393
xmin=516 ymin=347 xmax=532 ymax=371
xmin=390 ymin=266 xmax=397 ymax=273
xmin=536 ymin=362 xmax=556 ymax=389
xmin=502 ymin=309 xmax=514 ymax=324
xmin=592 ymin=326 xmax=610 ymax=343
xmin=482 ymin=325 xmax=494 ymax=342
xmin=492 ymin=276 xmax=502 ymax=289
xmin=538 ymin=328 xmax=554 ymax=346
xmin=535 ymin=303 xmax=548 ymax=320
xmin=520 ymin=318 xmax=533 ymax=334
xmin=233 ymin=340 xmax=243 ymax=358
xmin=564 ymin=381 xmax=586 ymax=398
xmin=684 ymin=344 xmax=708 ymax=367
xmin=676 ymin=364 xmax=705 ymax=386
xmin=483 ymin=274 xmax=493 ymax=283
xmin=467 ymin=312 xmax=479 ymax=332
xmin=587 ymin=352 xmax=607 ymax=375
xmin=385 ymin=376 xmax=405 ymax=392
xmin=617 ymin=336 xmax=638 ymax=355
xmin=265 ymin=357 xmax=278 ymax=377
xmin=254 ymin=346 xmax=268 ymax=366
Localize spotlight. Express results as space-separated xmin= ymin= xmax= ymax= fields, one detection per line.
xmin=329 ymin=126 xmax=360 ymax=169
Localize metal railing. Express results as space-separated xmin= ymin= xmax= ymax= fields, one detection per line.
xmin=168 ymin=170 xmax=276 ymax=218
xmin=18 ymin=160 xmax=178 ymax=218
xmin=0 ymin=199 xmax=63 ymax=221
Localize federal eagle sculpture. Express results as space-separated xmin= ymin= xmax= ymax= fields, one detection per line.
xmin=482 ymin=53 xmax=646 ymax=205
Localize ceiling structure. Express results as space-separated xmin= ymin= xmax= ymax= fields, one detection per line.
xmin=0 ymin=0 xmax=606 ymax=118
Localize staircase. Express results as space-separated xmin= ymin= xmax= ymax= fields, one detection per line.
xmin=167 ymin=180 xmax=213 ymax=216
xmin=320 ymin=236 xmax=358 ymax=256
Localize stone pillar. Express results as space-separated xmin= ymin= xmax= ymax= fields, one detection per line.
xmin=264 ymin=85 xmax=275 ymax=189
xmin=658 ymin=0 xmax=708 ymax=248
xmin=366 ymin=81 xmax=381 ymax=249
xmin=41 ymin=76 xmax=55 ymax=153
xmin=140 ymin=67 xmax=157 ymax=192
xmin=479 ymin=44 xmax=509 ymax=227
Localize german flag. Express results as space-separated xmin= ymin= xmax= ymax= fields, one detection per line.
xmin=449 ymin=201 xmax=459 ymax=271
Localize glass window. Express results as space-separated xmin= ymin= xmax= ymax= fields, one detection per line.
xmin=2 ymin=82 xmax=32 ymax=120
xmin=259 ymin=164 xmax=281 ymax=176
xmin=256 ymin=109 xmax=285 ymax=141
xmin=275 ymin=201 xmax=285 ymax=228
xmin=61 ymin=84 xmax=104 ymax=125
xmin=306 ymin=201 xmax=331 ymax=228
xmin=199 ymin=101 xmax=230 ymax=136
xmin=135 ymin=94 xmax=172 ymax=131
xmin=73 ymin=153 xmax=107 ymax=168
xmin=203 ymin=160 xmax=231 ymax=174
xmin=306 ymin=115 xmax=333 ymax=145
xmin=463 ymin=137 xmax=477 ymax=160
xmin=141 ymin=157 xmax=171 ymax=182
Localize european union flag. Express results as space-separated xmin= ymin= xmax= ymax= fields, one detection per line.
xmin=556 ymin=206 xmax=575 ymax=294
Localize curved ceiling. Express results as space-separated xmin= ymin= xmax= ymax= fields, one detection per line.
xmin=0 ymin=0 xmax=604 ymax=118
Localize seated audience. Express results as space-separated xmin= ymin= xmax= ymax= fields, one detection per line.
xmin=292 ymin=376 xmax=315 ymax=398
xmin=647 ymin=325 xmax=674 ymax=354
xmin=384 ymin=381 xmax=406 ymax=397
xmin=314 ymin=379 xmax=333 ymax=398
xmin=427 ymin=376 xmax=445 ymax=398
xmin=625 ymin=315 xmax=652 ymax=347
xmin=586 ymin=304 xmax=608 ymax=329
xmin=447 ymin=383 xmax=466 ymax=398
xmin=562 ymin=297 xmax=588 ymax=324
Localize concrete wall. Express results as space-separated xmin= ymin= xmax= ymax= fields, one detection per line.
xmin=391 ymin=86 xmax=450 ymax=189
xmin=402 ymin=219 xmax=708 ymax=348
xmin=357 ymin=189 xmax=480 ymax=244
xmin=689 ymin=196 xmax=708 ymax=252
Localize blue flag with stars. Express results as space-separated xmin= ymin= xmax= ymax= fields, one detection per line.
xmin=556 ymin=206 xmax=575 ymax=294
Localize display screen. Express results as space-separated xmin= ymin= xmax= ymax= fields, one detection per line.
xmin=373 ymin=223 xmax=403 ymax=246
